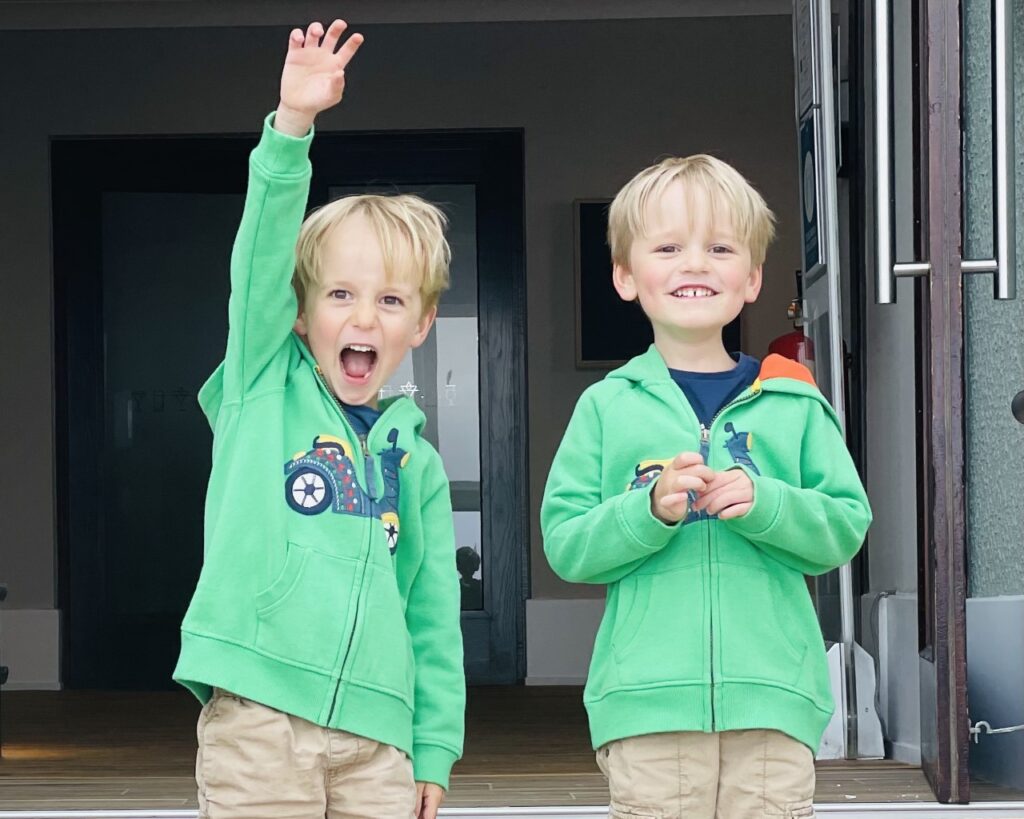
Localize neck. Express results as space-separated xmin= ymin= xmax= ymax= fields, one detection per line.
xmin=653 ymin=327 xmax=736 ymax=372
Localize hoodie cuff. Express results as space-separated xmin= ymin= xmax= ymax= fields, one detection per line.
xmin=251 ymin=111 xmax=314 ymax=177
xmin=724 ymin=468 xmax=784 ymax=536
xmin=617 ymin=482 xmax=680 ymax=551
xmin=412 ymin=744 xmax=459 ymax=790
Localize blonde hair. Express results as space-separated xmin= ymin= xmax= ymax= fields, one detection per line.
xmin=608 ymin=155 xmax=776 ymax=267
xmin=293 ymin=194 xmax=451 ymax=313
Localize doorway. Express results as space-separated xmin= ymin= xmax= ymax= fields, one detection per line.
xmin=52 ymin=128 xmax=527 ymax=689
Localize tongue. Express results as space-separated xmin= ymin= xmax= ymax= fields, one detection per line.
xmin=341 ymin=349 xmax=375 ymax=378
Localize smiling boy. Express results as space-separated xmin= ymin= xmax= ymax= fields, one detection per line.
xmin=542 ymin=155 xmax=871 ymax=818
xmin=173 ymin=21 xmax=464 ymax=819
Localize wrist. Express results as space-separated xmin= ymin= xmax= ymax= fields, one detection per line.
xmin=650 ymin=491 xmax=683 ymax=525
xmin=273 ymin=104 xmax=315 ymax=137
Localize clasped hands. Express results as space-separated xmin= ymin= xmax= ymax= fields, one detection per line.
xmin=650 ymin=451 xmax=754 ymax=524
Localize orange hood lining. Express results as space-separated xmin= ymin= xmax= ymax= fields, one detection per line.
xmin=758 ymin=354 xmax=816 ymax=387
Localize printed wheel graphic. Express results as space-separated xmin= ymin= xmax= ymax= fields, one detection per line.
xmin=286 ymin=468 xmax=334 ymax=514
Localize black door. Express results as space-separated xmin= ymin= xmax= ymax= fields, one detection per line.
xmin=53 ymin=128 xmax=526 ymax=688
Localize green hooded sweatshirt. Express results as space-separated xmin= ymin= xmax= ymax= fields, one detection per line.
xmin=173 ymin=115 xmax=465 ymax=788
xmin=541 ymin=345 xmax=872 ymax=753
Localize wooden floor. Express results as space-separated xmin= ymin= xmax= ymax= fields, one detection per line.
xmin=1 ymin=688 xmax=1021 ymax=811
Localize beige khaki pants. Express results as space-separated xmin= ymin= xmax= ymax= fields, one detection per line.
xmin=196 ymin=689 xmax=416 ymax=819
xmin=596 ymin=730 xmax=816 ymax=819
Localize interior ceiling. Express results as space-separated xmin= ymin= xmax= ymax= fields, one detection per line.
xmin=0 ymin=0 xmax=793 ymax=31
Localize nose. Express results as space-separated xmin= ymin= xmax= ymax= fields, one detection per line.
xmin=351 ymin=297 xmax=378 ymax=329
xmin=678 ymin=242 xmax=709 ymax=274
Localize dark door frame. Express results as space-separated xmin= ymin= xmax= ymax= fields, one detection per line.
xmin=853 ymin=0 xmax=969 ymax=800
xmin=911 ymin=0 xmax=971 ymax=803
xmin=52 ymin=127 xmax=528 ymax=688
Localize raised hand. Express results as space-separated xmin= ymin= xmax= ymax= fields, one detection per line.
xmin=651 ymin=451 xmax=715 ymax=525
xmin=275 ymin=19 xmax=364 ymax=136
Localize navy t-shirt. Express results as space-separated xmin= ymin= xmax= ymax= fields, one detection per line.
xmin=669 ymin=353 xmax=761 ymax=427
xmin=342 ymin=402 xmax=382 ymax=437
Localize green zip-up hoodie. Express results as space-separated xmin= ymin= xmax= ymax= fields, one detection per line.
xmin=173 ymin=114 xmax=465 ymax=788
xmin=541 ymin=345 xmax=872 ymax=753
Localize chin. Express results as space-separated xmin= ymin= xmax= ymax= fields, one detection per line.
xmin=339 ymin=385 xmax=377 ymax=407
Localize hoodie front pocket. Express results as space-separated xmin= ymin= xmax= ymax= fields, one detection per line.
xmin=610 ymin=577 xmax=643 ymax=653
xmin=717 ymin=564 xmax=808 ymax=686
xmin=255 ymin=542 xmax=358 ymax=671
xmin=346 ymin=563 xmax=415 ymax=706
xmin=611 ymin=569 xmax=705 ymax=686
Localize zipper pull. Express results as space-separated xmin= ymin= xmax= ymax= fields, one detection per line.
xmin=698 ymin=424 xmax=712 ymax=472
xmin=358 ymin=434 xmax=369 ymax=457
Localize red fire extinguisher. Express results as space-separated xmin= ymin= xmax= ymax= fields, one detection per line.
xmin=768 ymin=270 xmax=814 ymax=368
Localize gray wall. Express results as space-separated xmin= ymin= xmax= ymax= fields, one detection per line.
xmin=962 ymin=0 xmax=1024 ymax=598
xmin=0 ymin=16 xmax=799 ymax=611
xmin=962 ymin=0 xmax=1024 ymax=790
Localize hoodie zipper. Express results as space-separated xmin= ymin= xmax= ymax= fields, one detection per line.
xmin=698 ymin=424 xmax=716 ymax=730
xmin=692 ymin=381 xmax=763 ymax=731
xmin=312 ymin=365 xmax=398 ymax=722
xmin=314 ymin=366 xmax=380 ymax=493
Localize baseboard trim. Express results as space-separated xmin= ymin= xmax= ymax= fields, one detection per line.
xmin=524 ymin=676 xmax=587 ymax=686
xmin=1 ymin=679 xmax=62 ymax=691
xmin=525 ymin=598 xmax=604 ymax=685
xmin=0 ymin=608 xmax=61 ymax=690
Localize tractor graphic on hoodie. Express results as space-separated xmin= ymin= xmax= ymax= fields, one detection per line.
xmin=283 ymin=430 xmax=409 ymax=554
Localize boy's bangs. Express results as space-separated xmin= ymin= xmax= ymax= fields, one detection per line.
xmin=294 ymin=192 xmax=450 ymax=312
xmin=643 ymin=170 xmax=753 ymax=248
xmin=369 ymin=216 xmax=422 ymax=290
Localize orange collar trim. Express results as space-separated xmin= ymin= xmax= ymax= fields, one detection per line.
xmin=758 ymin=353 xmax=817 ymax=387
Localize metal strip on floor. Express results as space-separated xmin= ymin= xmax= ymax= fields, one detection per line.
xmin=3 ymin=805 xmax=1024 ymax=819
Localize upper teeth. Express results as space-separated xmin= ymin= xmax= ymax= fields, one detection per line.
xmin=674 ymin=287 xmax=715 ymax=298
xmin=347 ymin=345 xmax=374 ymax=352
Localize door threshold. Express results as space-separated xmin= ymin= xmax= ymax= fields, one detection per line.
xmin=4 ymin=805 xmax=1024 ymax=819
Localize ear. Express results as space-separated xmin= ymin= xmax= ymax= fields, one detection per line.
xmin=744 ymin=265 xmax=763 ymax=303
xmin=411 ymin=304 xmax=438 ymax=348
xmin=293 ymin=309 xmax=309 ymax=337
xmin=612 ymin=262 xmax=638 ymax=303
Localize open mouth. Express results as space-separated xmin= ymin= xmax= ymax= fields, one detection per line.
xmin=340 ymin=344 xmax=378 ymax=382
xmin=670 ymin=285 xmax=719 ymax=299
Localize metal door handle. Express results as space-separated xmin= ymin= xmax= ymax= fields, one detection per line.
xmin=1012 ymin=391 xmax=1024 ymax=424
xmin=874 ymin=0 xmax=1016 ymax=303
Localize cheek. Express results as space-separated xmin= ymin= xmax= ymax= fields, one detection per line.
xmin=308 ymin=315 xmax=344 ymax=347
xmin=630 ymin=271 xmax=661 ymax=298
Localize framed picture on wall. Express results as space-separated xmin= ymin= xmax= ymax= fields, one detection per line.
xmin=573 ymin=199 xmax=740 ymax=369
xmin=574 ymin=199 xmax=653 ymax=368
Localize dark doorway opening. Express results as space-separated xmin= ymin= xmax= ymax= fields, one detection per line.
xmin=52 ymin=128 xmax=527 ymax=689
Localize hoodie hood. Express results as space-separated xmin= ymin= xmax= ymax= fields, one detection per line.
xmin=608 ymin=344 xmax=841 ymax=429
